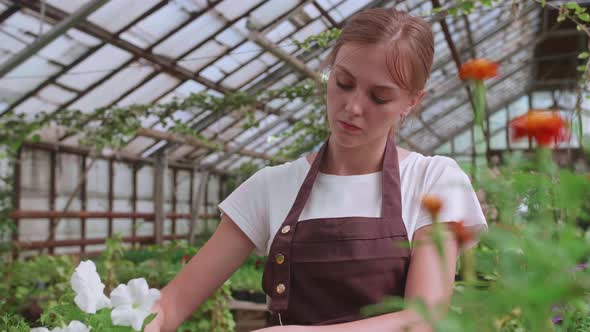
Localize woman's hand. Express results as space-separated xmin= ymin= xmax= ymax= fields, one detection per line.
xmin=252 ymin=326 xmax=305 ymax=332
xmin=143 ymin=308 xmax=164 ymax=332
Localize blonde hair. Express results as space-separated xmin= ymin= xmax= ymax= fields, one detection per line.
xmin=324 ymin=8 xmax=434 ymax=95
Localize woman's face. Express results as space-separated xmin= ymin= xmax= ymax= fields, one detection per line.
xmin=326 ymin=42 xmax=424 ymax=148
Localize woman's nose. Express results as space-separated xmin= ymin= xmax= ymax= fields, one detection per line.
xmin=344 ymin=91 xmax=364 ymax=116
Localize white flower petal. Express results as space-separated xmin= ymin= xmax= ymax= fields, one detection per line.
xmin=64 ymin=321 xmax=91 ymax=332
xmin=127 ymin=278 xmax=149 ymax=303
xmin=70 ymin=261 xmax=110 ymax=313
xmin=110 ymin=283 xmax=133 ymax=307
xmin=138 ymin=288 xmax=161 ymax=311
xmin=111 ymin=306 xmax=151 ymax=331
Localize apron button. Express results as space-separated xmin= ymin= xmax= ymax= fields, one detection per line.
xmin=276 ymin=283 xmax=286 ymax=294
xmin=275 ymin=253 xmax=285 ymax=264
xmin=281 ymin=225 xmax=291 ymax=234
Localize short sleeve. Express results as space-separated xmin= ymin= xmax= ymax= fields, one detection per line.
xmin=218 ymin=168 xmax=269 ymax=256
xmin=414 ymin=161 xmax=488 ymax=248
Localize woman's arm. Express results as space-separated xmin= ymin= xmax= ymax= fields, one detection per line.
xmin=255 ymin=224 xmax=459 ymax=332
xmin=145 ymin=215 xmax=256 ymax=332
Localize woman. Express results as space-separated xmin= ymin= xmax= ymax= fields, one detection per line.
xmin=147 ymin=7 xmax=487 ymax=332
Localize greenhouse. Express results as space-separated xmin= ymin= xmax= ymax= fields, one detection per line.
xmin=0 ymin=0 xmax=589 ymax=331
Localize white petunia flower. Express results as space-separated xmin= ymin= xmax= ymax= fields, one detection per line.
xmin=31 ymin=320 xmax=91 ymax=332
xmin=110 ymin=278 xmax=161 ymax=331
xmin=70 ymin=260 xmax=111 ymax=313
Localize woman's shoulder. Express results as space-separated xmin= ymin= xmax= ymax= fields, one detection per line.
xmin=254 ymin=156 xmax=308 ymax=181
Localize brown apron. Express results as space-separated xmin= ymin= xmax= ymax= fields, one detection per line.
xmin=261 ymin=135 xmax=411 ymax=326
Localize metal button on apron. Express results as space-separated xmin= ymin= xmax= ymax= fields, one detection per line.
xmin=276 ymin=283 xmax=286 ymax=294
xmin=275 ymin=253 xmax=285 ymax=264
xmin=281 ymin=225 xmax=291 ymax=234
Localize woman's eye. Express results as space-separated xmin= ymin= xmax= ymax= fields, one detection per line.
xmin=336 ymin=81 xmax=353 ymax=90
xmin=371 ymin=94 xmax=389 ymax=105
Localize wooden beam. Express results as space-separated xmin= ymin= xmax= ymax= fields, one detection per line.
xmin=16 ymin=234 xmax=188 ymax=250
xmin=153 ymin=150 xmax=166 ymax=244
xmin=10 ymin=210 xmax=216 ymax=220
xmin=248 ymin=30 xmax=319 ymax=80
xmin=0 ymin=0 xmax=109 ymax=78
xmin=11 ymin=148 xmax=22 ymax=260
xmin=188 ymin=170 xmax=209 ymax=245
xmin=136 ymin=127 xmax=287 ymax=164
xmin=21 ymin=141 xmax=229 ymax=176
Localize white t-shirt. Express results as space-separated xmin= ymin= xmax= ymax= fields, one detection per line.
xmin=219 ymin=152 xmax=488 ymax=256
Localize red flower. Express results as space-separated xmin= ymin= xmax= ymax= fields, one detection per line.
xmin=459 ymin=58 xmax=499 ymax=81
xmin=181 ymin=254 xmax=191 ymax=265
xmin=510 ymin=110 xmax=569 ymax=146
xmin=449 ymin=221 xmax=474 ymax=247
xmin=421 ymin=194 xmax=443 ymax=219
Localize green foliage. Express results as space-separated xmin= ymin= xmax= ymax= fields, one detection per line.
xmin=431 ymin=0 xmax=500 ymax=16
xmin=0 ymin=255 xmax=74 ymax=317
xmin=0 ymin=238 xmax=254 ymax=331
xmin=293 ymin=28 xmax=341 ymax=50
xmin=0 ymin=313 xmax=30 ymax=332
xmin=229 ymin=255 xmax=266 ymax=294
xmin=368 ymin=148 xmax=590 ymax=331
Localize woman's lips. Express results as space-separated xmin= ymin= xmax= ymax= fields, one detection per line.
xmin=338 ymin=120 xmax=361 ymax=132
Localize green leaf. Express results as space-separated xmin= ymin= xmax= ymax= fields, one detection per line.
xmin=578 ymin=52 xmax=590 ymax=59
xmin=579 ymin=13 xmax=590 ymax=22
xmin=566 ymin=2 xmax=581 ymax=10
xmin=577 ymin=65 xmax=587 ymax=72
xmin=461 ymin=2 xmax=475 ymax=12
xmin=473 ymin=80 xmax=487 ymax=127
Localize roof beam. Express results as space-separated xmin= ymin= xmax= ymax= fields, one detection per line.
xmin=12 ymin=0 xmax=228 ymax=93
xmin=135 ymin=127 xmax=286 ymax=164
xmin=1 ymin=1 xmax=169 ymax=117
xmin=248 ymin=30 xmax=319 ymax=80
xmin=0 ymin=5 xmax=19 ymax=24
xmin=0 ymin=0 xmax=108 ymax=78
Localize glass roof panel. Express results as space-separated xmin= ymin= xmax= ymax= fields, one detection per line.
xmin=179 ymin=40 xmax=228 ymax=72
xmin=215 ymin=0 xmax=265 ymax=20
xmin=68 ymin=62 xmax=154 ymax=113
xmin=266 ymin=20 xmax=296 ymax=43
xmin=223 ymin=59 xmax=267 ymax=89
xmin=87 ymin=0 xmax=160 ymax=33
xmin=46 ymin=0 xmax=90 ymax=13
xmin=152 ymin=11 xmax=226 ymax=58
xmin=117 ymin=73 xmax=180 ymax=107
xmin=215 ymin=25 xmax=246 ymax=48
xmin=13 ymin=97 xmax=58 ymax=119
xmin=291 ymin=19 xmax=328 ymax=43
xmin=249 ymin=0 xmax=300 ymax=27
xmin=0 ymin=57 xmax=61 ymax=106
xmin=56 ymin=44 xmax=133 ymax=90
xmin=329 ymin=0 xmax=372 ymax=23
xmin=121 ymin=2 xmax=191 ymax=48
xmin=230 ymin=41 xmax=263 ymax=64
xmin=38 ymin=84 xmax=77 ymax=105
xmin=1 ymin=12 xmax=48 ymax=58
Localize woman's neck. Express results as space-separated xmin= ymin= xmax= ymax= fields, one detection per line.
xmin=306 ymin=137 xmax=411 ymax=176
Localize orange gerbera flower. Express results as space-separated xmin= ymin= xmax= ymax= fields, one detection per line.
xmin=449 ymin=221 xmax=474 ymax=247
xmin=510 ymin=110 xmax=569 ymax=146
xmin=421 ymin=194 xmax=443 ymax=219
xmin=459 ymin=58 xmax=499 ymax=81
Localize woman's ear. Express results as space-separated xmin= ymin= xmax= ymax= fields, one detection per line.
xmin=409 ymin=89 xmax=426 ymax=109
